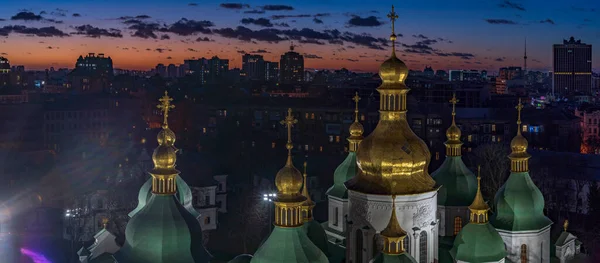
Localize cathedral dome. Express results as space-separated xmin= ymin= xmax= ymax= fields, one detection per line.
xmin=446 ymin=124 xmax=461 ymax=142
xmin=379 ymin=53 xmax=408 ymax=84
xmin=157 ymin=127 xmax=175 ymax=146
xmin=152 ymin=145 xmax=176 ymax=169
xmin=432 ymin=158 xmax=477 ymax=206
xmin=510 ymin=133 xmax=528 ymax=156
xmin=349 ymin=121 xmax=364 ymax=137
xmin=275 ymin=158 xmax=303 ymax=196
xmin=450 ymin=223 xmax=507 ymax=262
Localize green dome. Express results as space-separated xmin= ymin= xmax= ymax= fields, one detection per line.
xmin=450 ymin=223 xmax=506 ymax=262
xmin=251 ymin=226 xmax=328 ymax=263
xmin=229 ymin=254 xmax=253 ymax=263
xmin=129 ymin=177 xmax=200 ymax=219
xmin=327 ymin=152 xmax=357 ymax=198
xmin=304 ymin=220 xmax=331 ymax=257
xmin=432 ymin=156 xmax=477 ymax=206
xmin=115 ymin=195 xmax=211 ymax=263
xmin=491 ymin=172 xmax=552 ymax=231
xmin=371 ymin=252 xmax=417 ymax=263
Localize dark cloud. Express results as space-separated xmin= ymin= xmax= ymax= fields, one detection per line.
xmin=485 ymin=19 xmax=518 ymax=25
xmin=45 ymin=18 xmax=64 ymax=24
xmin=117 ymin=15 xmax=151 ymax=20
xmin=262 ymin=5 xmax=294 ymax=11
xmin=161 ymin=34 xmax=170 ymax=40
xmin=348 ymin=16 xmax=383 ymax=27
xmin=250 ymin=49 xmax=269 ymax=53
xmin=167 ymin=56 xmax=173 ymax=59
xmin=127 ymin=21 xmax=161 ymax=39
xmin=213 ymin=26 xmax=284 ymax=42
xmin=347 ymin=45 xmax=356 ymax=49
xmin=276 ymin=23 xmax=289 ymax=27
xmin=584 ymin=18 xmax=592 ymax=22
xmin=0 ymin=19 xmax=5 ymax=21
xmin=0 ymin=53 xmax=7 ymax=55
xmin=11 ymin=12 xmax=43 ymax=21
xmin=51 ymin=9 xmax=68 ymax=17
xmin=271 ymin=14 xmax=311 ymax=20
xmin=241 ymin=18 xmax=273 ymax=27
xmin=237 ymin=50 xmax=246 ymax=54
xmin=165 ymin=18 xmax=214 ymax=35
xmin=188 ymin=48 xmax=199 ymax=52
xmin=196 ymin=36 xmax=211 ymax=41
xmin=417 ymin=39 xmax=437 ymax=45
xmin=435 ymin=52 xmax=475 ymax=59
xmin=72 ymin=25 xmax=123 ymax=38
xmin=46 ymin=46 xmax=58 ymax=49
xmin=299 ymin=39 xmax=325 ymax=45
xmin=303 ymin=53 xmax=322 ymax=59
xmin=412 ymin=34 xmax=428 ymax=39
xmin=220 ymin=3 xmax=250 ymax=9
xmin=540 ymin=19 xmax=555 ymax=24
xmin=155 ymin=48 xmax=172 ymax=53
xmin=498 ymin=0 xmax=526 ymax=11
xmin=244 ymin=10 xmax=265 ymax=14
xmin=314 ymin=13 xmax=330 ymax=17
xmin=495 ymin=57 xmax=504 ymax=62
xmin=0 ymin=25 xmax=69 ymax=37
xmin=136 ymin=15 xmax=151 ymax=19
xmin=72 ymin=13 xmax=81 ymax=17
xmin=313 ymin=18 xmax=323 ymax=24
xmin=188 ymin=3 xmax=198 ymax=6
xmin=347 ymin=58 xmax=358 ymax=62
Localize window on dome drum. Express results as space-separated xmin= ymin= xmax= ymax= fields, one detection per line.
xmin=333 ymin=207 xmax=339 ymax=226
xmin=453 ymin=217 xmax=462 ymax=235
xmin=520 ymin=244 xmax=527 ymax=263
xmin=355 ymin=229 xmax=363 ymax=263
xmin=419 ymin=231 xmax=427 ymax=263
xmin=372 ymin=235 xmax=379 ymax=257
xmin=204 ymin=217 xmax=211 ymax=225
xmin=404 ymin=236 xmax=410 ymax=253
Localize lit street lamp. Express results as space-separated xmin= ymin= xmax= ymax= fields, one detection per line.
xmin=262 ymin=193 xmax=276 ymax=229
xmin=65 ymin=208 xmax=84 ymax=263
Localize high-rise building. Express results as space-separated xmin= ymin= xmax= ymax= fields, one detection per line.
xmin=0 ymin=57 xmax=10 ymax=88
xmin=155 ymin=64 xmax=167 ymax=78
xmin=499 ymin=67 xmax=523 ymax=80
xmin=553 ymin=37 xmax=593 ymax=96
xmin=241 ymin=54 xmax=265 ymax=81
xmin=265 ymin=61 xmax=279 ymax=81
xmin=69 ymin=53 xmax=114 ymax=93
xmin=167 ymin=64 xmax=178 ymax=78
xmin=449 ymin=70 xmax=481 ymax=82
xmin=208 ymin=56 xmax=229 ymax=82
xmin=280 ymin=44 xmax=304 ymax=84
xmin=74 ymin=53 xmax=113 ymax=77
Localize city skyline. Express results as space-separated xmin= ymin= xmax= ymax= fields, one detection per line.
xmin=0 ymin=0 xmax=598 ymax=72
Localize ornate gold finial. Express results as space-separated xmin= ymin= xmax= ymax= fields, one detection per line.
xmin=157 ymin=91 xmax=175 ymax=128
xmin=102 ymin=217 xmax=109 ymax=229
xmin=509 ymin=98 xmax=530 ymax=173
xmin=387 ymin=5 xmax=399 ymax=51
xmin=301 ymin=161 xmax=315 ymax=222
xmin=563 ymin=219 xmax=569 ymax=232
xmin=450 ymin=93 xmax=459 ymax=124
xmin=516 ymin=98 xmax=523 ymax=130
xmin=280 ymin=108 xmax=298 ymax=164
xmin=353 ymin=92 xmax=361 ymax=122
xmin=380 ymin=196 xmax=407 ymax=254
xmin=468 ymin=165 xmax=490 ymax=224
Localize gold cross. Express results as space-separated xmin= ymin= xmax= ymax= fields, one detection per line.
xmin=449 ymin=93 xmax=459 ymax=117
xmin=352 ymin=92 xmax=361 ymax=121
xmin=157 ymin=91 xmax=175 ymax=127
xmin=280 ymin=108 xmax=298 ymax=152
xmin=515 ymin=98 xmax=523 ymax=125
xmin=387 ymin=5 xmax=399 ymax=35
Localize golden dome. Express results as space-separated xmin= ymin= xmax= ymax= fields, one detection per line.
xmin=275 ymin=156 xmax=304 ymax=196
xmin=510 ymin=133 xmax=528 ymax=154
xmin=349 ymin=121 xmax=364 ymax=137
xmin=379 ymin=56 xmax=408 ymax=84
xmin=157 ymin=127 xmax=176 ymax=146
xmin=446 ymin=124 xmax=461 ymax=142
xmin=152 ymin=145 xmax=176 ymax=169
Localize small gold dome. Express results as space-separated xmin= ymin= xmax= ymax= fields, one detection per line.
xmin=349 ymin=121 xmax=364 ymax=137
xmin=446 ymin=124 xmax=461 ymax=142
xmin=157 ymin=127 xmax=176 ymax=146
xmin=510 ymin=133 xmax=528 ymax=154
xmin=379 ymin=56 xmax=408 ymax=84
xmin=152 ymin=145 xmax=176 ymax=169
xmin=275 ymin=159 xmax=303 ymax=196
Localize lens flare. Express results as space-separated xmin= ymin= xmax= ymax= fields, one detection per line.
xmin=20 ymin=248 xmax=52 ymax=263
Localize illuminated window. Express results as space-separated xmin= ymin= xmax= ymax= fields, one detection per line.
xmin=468 ymin=135 xmax=472 ymax=142
xmin=115 ymin=101 xmax=119 ymax=107
xmin=203 ymin=127 xmax=207 ymax=134
xmin=319 ymin=146 xmax=323 ymax=152
xmin=453 ymin=217 xmax=462 ymax=235
xmin=305 ymin=145 xmax=309 ymax=151
xmin=435 ymin=152 xmax=440 ymax=160
xmin=520 ymin=244 xmax=528 ymax=263
xmin=204 ymin=217 xmax=211 ymax=225
xmin=492 ymin=124 xmax=496 ymax=132
xmin=272 ymin=142 xmax=276 ymax=148
xmin=329 ymin=136 xmax=334 ymax=142
xmin=305 ymin=113 xmax=309 ymax=119
xmin=361 ymin=114 xmax=365 ymax=121
xmin=336 ymin=136 xmax=340 ymax=143
xmin=522 ymin=125 xmax=528 ymax=132
xmin=311 ymin=113 xmax=315 ymax=119
xmin=252 ymin=141 xmax=255 ymax=147
xmin=492 ymin=136 xmax=496 ymax=142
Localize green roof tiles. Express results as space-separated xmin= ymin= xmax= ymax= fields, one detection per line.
xmin=251 ymin=226 xmax=328 ymax=263
xmin=327 ymin=152 xmax=357 ymax=199
xmin=432 ymin=156 xmax=477 ymax=206
xmin=450 ymin=223 xmax=506 ymax=263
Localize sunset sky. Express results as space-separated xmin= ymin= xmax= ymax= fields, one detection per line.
xmin=0 ymin=0 xmax=598 ymax=73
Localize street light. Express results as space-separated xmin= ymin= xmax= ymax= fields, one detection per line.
xmin=65 ymin=208 xmax=83 ymax=263
xmin=262 ymin=193 xmax=276 ymax=229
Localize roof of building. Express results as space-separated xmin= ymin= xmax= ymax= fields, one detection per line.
xmin=450 ymin=222 xmax=506 ymax=262
xmin=432 ymin=156 xmax=477 ymax=206
xmin=303 ymin=219 xmax=331 ymax=257
xmin=251 ymin=226 xmax=329 ymax=263
xmin=327 ymin=151 xmax=357 ymax=199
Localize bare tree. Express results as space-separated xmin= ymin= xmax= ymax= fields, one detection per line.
xmin=226 ymin=188 xmax=269 ymax=254
xmin=467 ymin=143 xmax=510 ymax=208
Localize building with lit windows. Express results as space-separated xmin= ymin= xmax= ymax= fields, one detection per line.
xmin=553 ymin=37 xmax=593 ymax=96
xmin=264 ymin=61 xmax=279 ymax=82
xmin=242 ymin=54 xmax=266 ymax=81
xmin=280 ymin=44 xmax=304 ymax=84
xmin=0 ymin=56 xmax=10 ymax=89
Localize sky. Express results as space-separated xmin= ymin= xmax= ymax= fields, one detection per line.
xmin=0 ymin=0 xmax=598 ymax=73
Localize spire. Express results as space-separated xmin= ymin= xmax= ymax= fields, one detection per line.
xmin=301 ymin=161 xmax=315 ymax=222
xmin=445 ymin=93 xmax=462 ymax=156
xmin=348 ymin=92 xmax=364 ymax=152
xmin=380 ymin=196 xmax=407 ymax=254
xmin=509 ymin=98 xmax=530 ymax=173
xmin=469 ymin=166 xmax=490 ymax=224
xmin=273 ymin=108 xmax=305 ymax=227
xmin=387 ymin=5 xmax=399 ymax=56
xmin=150 ymin=91 xmax=179 ymax=195
xmin=563 ymin=219 xmax=569 ymax=232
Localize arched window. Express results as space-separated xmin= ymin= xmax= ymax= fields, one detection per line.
xmin=372 ymin=234 xmax=379 ymax=257
xmin=355 ymin=229 xmax=363 ymax=263
xmin=453 ymin=217 xmax=462 ymax=235
xmin=403 ymin=235 xmax=410 ymax=253
xmin=204 ymin=216 xmax=211 ymax=225
xmin=419 ymin=231 xmax=427 ymax=263
xmin=520 ymin=244 xmax=528 ymax=263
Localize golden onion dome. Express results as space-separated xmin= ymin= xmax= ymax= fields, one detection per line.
xmin=510 ymin=133 xmax=528 ymax=154
xmin=379 ymin=55 xmax=408 ymax=84
xmin=446 ymin=123 xmax=461 ymax=142
xmin=157 ymin=127 xmax=176 ymax=146
xmin=152 ymin=145 xmax=176 ymax=169
xmin=349 ymin=121 xmax=364 ymax=137
xmin=275 ymin=156 xmax=304 ymax=196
